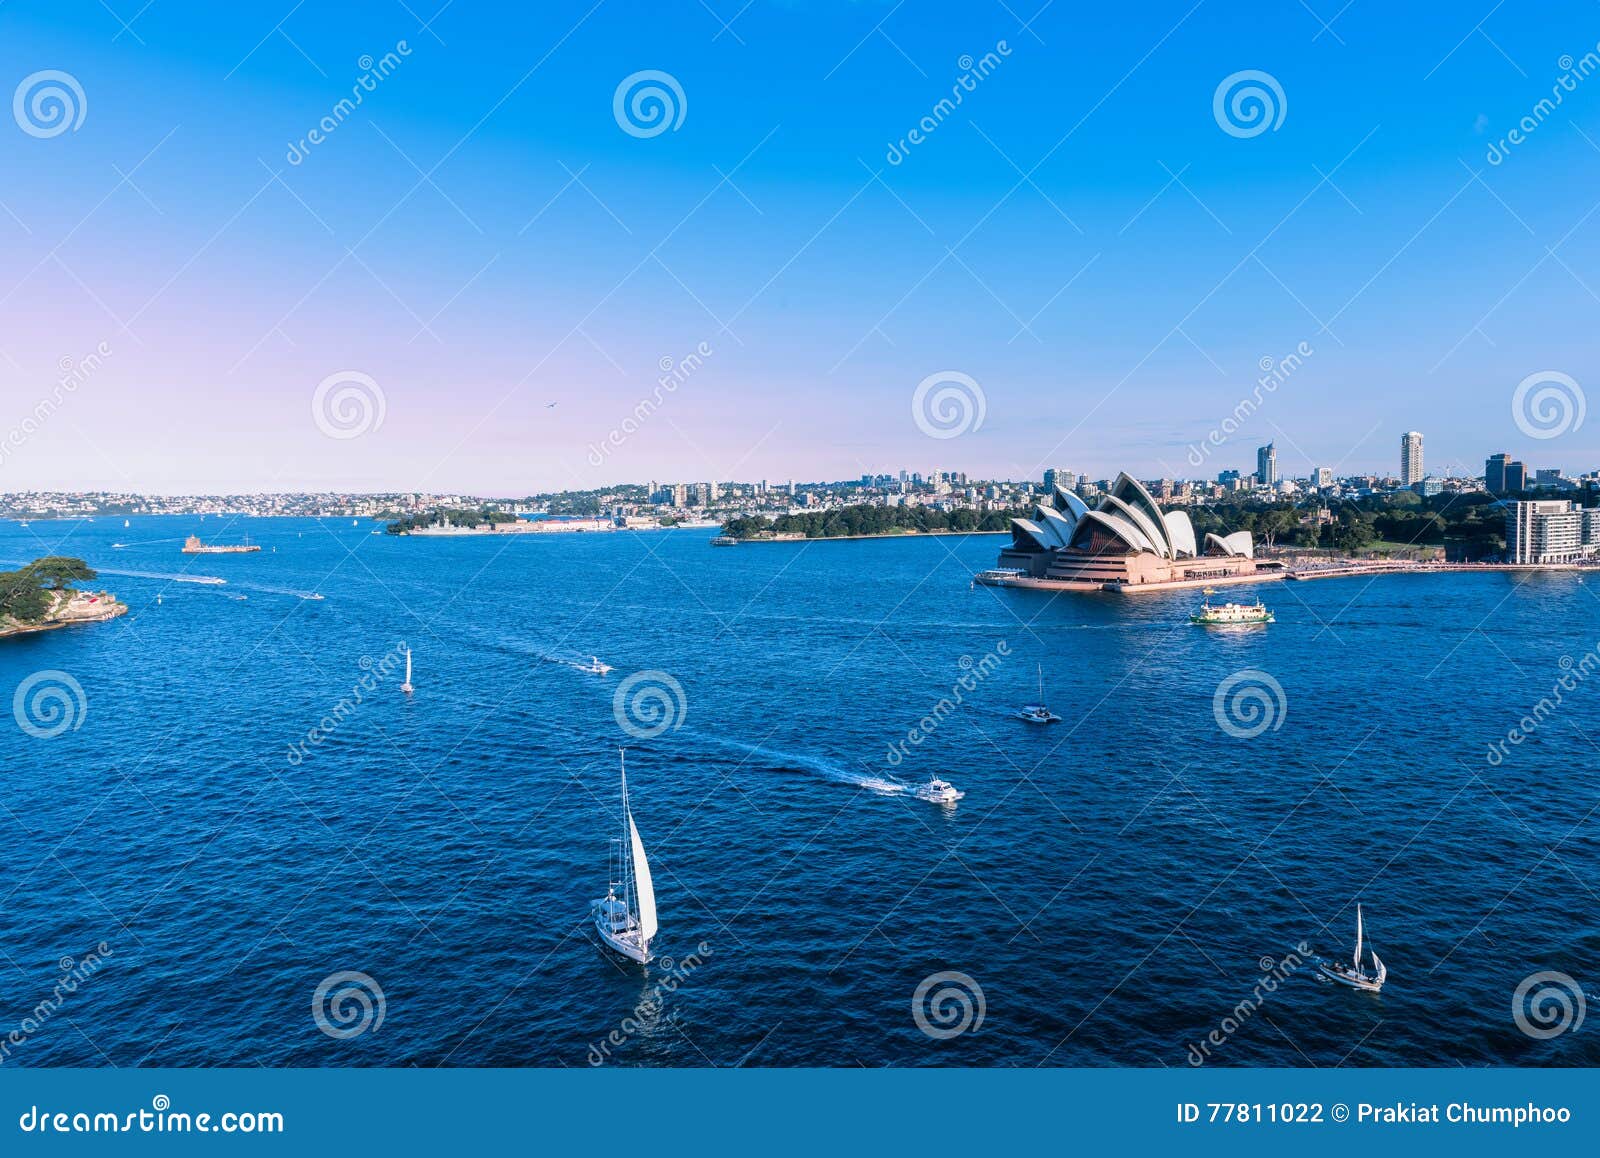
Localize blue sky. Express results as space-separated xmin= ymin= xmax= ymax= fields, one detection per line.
xmin=2 ymin=0 xmax=1598 ymax=492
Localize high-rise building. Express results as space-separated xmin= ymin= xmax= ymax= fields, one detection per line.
xmin=1506 ymin=500 xmax=1595 ymax=564
xmin=1401 ymin=431 xmax=1424 ymax=486
xmin=1485 ymin=453 xmax=1510 ymax=494
xmin=1314 ymin=466 xmax=1334 ymax=488
xmin=1507 ymin=460 xmax=1528 ymax=492
xmin=1256 ymin=444 xmax=1277 ymax=488
xmin=1043 ymin=468 xmax=1059 ymax=491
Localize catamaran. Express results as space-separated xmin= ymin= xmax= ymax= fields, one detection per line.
xmin=593 ymin=750 xmax=657 ymax=964
xmin=400 ymin=646 xmax=414 ymax=694
xmin=1016 ymin=662 xmax=1061 ymax=724
xmin=1319 ymin=903 xmax=1387 ymax=992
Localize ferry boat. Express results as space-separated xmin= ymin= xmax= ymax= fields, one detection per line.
xmin=1190 ymin=598 xmax=1273 ymax=625
xmin=710 ymin=535 xmax=738 ymax=546
xmin=182 ymin=534 xmax=261 ymax=555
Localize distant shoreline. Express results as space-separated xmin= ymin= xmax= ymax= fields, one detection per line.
xmin=724 ymin=529 xmax=1010 ymax=543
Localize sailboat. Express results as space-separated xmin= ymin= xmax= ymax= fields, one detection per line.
xmin=1318 ymin=903 xmax=1387 ymax=992
xmin=400 ymin=646 xmax=414 ymax=694
xmin=1015 ymin=662 xmax=1061 ymax=724
xmin=593 ymin=750 xmax=657 ymax=964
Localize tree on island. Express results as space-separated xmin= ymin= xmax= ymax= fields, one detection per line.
xmin=24 ymin=556 xmax=98 ymax=589
xmin=0 ymin=557 xmax=95 ymax=623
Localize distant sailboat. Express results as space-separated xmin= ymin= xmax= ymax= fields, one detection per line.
xmin=1016 ymin=663 xmax=1061 ymax=724
xmin=123 ymin=519 xmax=130 ymax=528
xmin=1319 ymin=903 xmax=1387 ymax=992
xmin=400 ymin=646 xmax=414 ymax=694
xmin=593 ymin=750 xmax=657 ymax=964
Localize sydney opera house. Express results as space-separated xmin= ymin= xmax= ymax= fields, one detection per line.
xmin=978 ymin=472 xmax=1271 ymax=591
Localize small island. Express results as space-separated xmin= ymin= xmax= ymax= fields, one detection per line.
xmin=719 ymin=504 xmax=1025 ymax=542
xmin=0 ymin=557 xmax=127 ymax=639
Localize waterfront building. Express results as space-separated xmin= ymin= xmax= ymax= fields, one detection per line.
xmin=1505 ymin=500 xmax=1597 ymax=564
xmin=1401 ymin=431 xmax=1424 ymax=485
xmin=1256 ymin=443 xmax=1277 ymax=488
xmin=994 ymin=472 xmax=1259 ymax=588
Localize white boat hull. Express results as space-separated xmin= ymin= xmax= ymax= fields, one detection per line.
xmin=595 ymin=911 xmax=652 ymax=963
xmin=1318 ymin=962 xmax=1382 ymax=992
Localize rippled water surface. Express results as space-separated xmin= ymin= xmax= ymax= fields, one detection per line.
xmin=1 ymin=516 xmax=1596 ymax=1067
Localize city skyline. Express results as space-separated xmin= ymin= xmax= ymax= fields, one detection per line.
xmin=3 ymin=2 xmax=1598 ymax=493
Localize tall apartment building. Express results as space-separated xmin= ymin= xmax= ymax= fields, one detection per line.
xmin=1400 ymin=431 xmax=1424 ymax=486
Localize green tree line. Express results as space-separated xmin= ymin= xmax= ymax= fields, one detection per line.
xmin=0 ymin=557 xmax=96 ymax=623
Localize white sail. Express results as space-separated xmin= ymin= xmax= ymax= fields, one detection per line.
xmin=405 ymin=649 xmax=412 ymax=684
xmin=1353 ymin=904 xmax=1363 ymax=970
xmin=1371 ymin=950 xmax=1386 ymax=986
xmin=628 ymin=809 xmax=657 ymax=941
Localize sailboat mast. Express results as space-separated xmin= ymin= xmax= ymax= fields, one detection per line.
xmin=1354 ymin=904 xmax=1363 ymax=970
xmin=619 ymin=749 xmax=637 ymax=919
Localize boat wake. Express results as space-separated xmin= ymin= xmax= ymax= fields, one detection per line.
xmin=230 ymin=582 xmax=326 ymax=601
xmin=1 ymin=563 xmax=228 ymax=586
xmin=695 ymin=734 xmax=907 ymax=796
